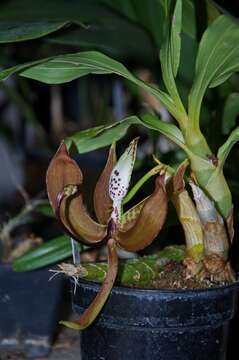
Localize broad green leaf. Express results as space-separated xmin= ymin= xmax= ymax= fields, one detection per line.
xmin=130 ymin=0 xmax=165 ymax=48
xmin=104 ymin=0 xmax=196 ymax=41
xmin=0 ymin=58 xmax=49 ymax=81
xmin=102 ymin=0 xmax=137 ymax=21
xmin=47 ymin=17 xmax=155 ymax=64
xmin=0 ymin=21 xmax=68 ymax=43
xmin=222 ymin=93 xmax=239 ymax=134
xmin=1 ymin=50 xmax=181 ymax=119
xmin=140 ymin=113 xmax=186 ymax=150
xmin=160 ymin=0 xmax=186 ymax=126
xmin=103 ymin=0 xmax=165 ymax=47
xmin=13 ymin=235 xmax=73 ymax=271
xmin=170 ymin=0 xmax=182 ymax=77
xmin=189 ymin=15 xmax=239 ymax=129
xmin=176 ymin=33 xmax=198 ymax=104
xmin=218 ymin=126 xmax=239 ymax=169
xmin=0 ymin=0 xmax=111 ymax=22
xmin=66 ymin=116 xmax=141 ymax=153
xmin=160 ymin=0 xmax=182 ymax=78
xmin=182 ymin=0 xmax=196 ymax=39
xmin=66 ymin=113 xmax=187 ymax=155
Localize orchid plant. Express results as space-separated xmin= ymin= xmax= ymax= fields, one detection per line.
xmin=46 ymin=139 xmax=167 ymax=329
xmin=1 ymin=0 xmax=239 ymax=331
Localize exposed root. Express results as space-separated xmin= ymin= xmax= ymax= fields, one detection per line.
xmin=49 ymin=263 xmax=85 ymax=294
xmin=202 ymin=254 xmax=235 ymax=282
xmin=183 ymin=254 xmax=235 ymax=283
xmin=183 ymin=257 xmax=203 ymax=279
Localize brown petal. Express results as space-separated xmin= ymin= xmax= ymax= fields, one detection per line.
xmin=226 ymin=207 xmax=234 ymax=244
xmin=46 ymin=142 xmax=83 ymax=212
xmin=115 ymin=176 xmax=168 ymax=252
xmin=47 ymin=142 xmax=107 ymax=244
xmin=119 ymin=197 xmax=149 ymax=232
xmin=59 ymin=238 xmax=118 ymax=330
xmin=172 ymin=159 xmax=189 ymax=194
xmin=93 ymin=143 xmax=117 ymax=224
xmin=59 ymin=188 xmax=107 ymax=243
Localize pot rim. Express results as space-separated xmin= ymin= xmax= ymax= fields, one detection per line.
xmin=75 ymin=277 xmax=239 ymax=296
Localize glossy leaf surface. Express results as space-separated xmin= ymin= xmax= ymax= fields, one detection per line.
xmin=0 ymin=21 xmax=68 ymax=43
xmin=0 ymin=51 xmax=180 ymax=120
xmin=13 ymin=235 xmax=73 ymax=272
xmin=189 ymin=15 xmax=239 ymax=128
xmin=66 ymin=116 xmax=141 ymax=154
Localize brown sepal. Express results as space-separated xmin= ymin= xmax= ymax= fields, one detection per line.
xmin=46 ymin=142 xmax=83 ymax=212
xmin=60 ymin=191 xmax=107 ymax=244
xmin=172 ymin=159 xmax=189 ymax=194
xmin=93 ymin=143 xmax=117 ymax=224
xmin=115 ymin=175 xmax=168 ymax=252
xmin=119 ymin=197 xmax=149 ymax=232
xmin=47 ymin=142 xmax=107 ymax=244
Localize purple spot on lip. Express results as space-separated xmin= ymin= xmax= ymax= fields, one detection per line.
xmin=114 ymin=170 xmax=119 ymax=176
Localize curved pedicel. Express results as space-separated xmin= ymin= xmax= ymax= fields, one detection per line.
xmin=116 ymin=176 xmax=168 ymax=252
xmin=60 ymin=238 xmax=118 ymax=330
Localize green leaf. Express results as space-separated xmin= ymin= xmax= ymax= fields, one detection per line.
xmin=0 ymin=0 xmax=111 ymax=22
xmin=13 ymin=235 xmax=73 ymax=272
xmin=0 ymin=51 xmax=182 ymax=120
xmin=182 ymin=0 xmax=196 ymax=39
xmin=222 ymin=93 xmax=239 ymax=134
xmin=140 ymin=113 xmax=187 ymax=150
xmin=66 ymin=113 xmax=187 ymax=155
xmin=160 ymin=0 xmax=186 ymax=126
xmin=47 ymin=16 xmax=155 ymax=64
xmin=170 ymin=0 xmax=182 ymax=77
xmin=0 ymin=21 xmax=68 ymax=43
xmin=189 ymin=15 xmax=239 ymax=129
xmin=0 ymin=58 xmax=49 ymax=81
xmin=66 ymin=116 xmax=141 ymax=153
xmin=103 ymin=0 xmax=165 ymax=48
xmin=218 ymin=126 xmax=239 ymax=169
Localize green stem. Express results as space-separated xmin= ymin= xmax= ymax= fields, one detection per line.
xmin=122 ymin=165 xmax=163 ymax=205
xmin=61 ymin=245 xmax=186 ymax=288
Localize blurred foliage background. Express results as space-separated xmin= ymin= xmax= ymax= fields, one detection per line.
xmin=0 ymin=0 xmax=239 ymax=262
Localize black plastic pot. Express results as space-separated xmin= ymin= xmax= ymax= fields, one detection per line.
xmin=72 ymin=279 xmax=239 ymax=360
xmin=0 ymin=263 xmax=64 ymax=358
